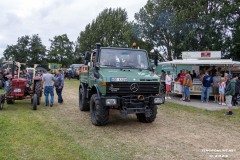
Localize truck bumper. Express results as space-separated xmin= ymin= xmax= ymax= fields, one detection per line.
xmin=100 ymin=95 xmax=164 ymax=115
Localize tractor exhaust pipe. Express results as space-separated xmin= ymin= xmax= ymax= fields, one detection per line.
xmin=138 ymin=95 xmax=144 ymax=101
xmin=12 ymin=61 xmax=15 ymax=78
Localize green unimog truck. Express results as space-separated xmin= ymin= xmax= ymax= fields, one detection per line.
xmin=79 ymin=44 xmax=164 ymax=126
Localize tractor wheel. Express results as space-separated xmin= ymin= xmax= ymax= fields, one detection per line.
xmin=0 ymin=94 xmax=4 ymax=110
xmin=35 ymin=81 xmax=42 ymax=105
xmin=6 ymin=80 xmax=12 ymax=97
xmin=136 ymin=105 xmax=157 ymax=123
xmin=0 ymin=80 xmax=3 ymax=89
xmin=6 ymin=99 xmax=15 ymax=104
xmin=32 ymin=94 xmax=37 ymax=110
xmin=79 ymin=87 xmax=89 ymax=111
xmin=90 ymin=94 xmax=109 ymax=126
xmin=6 ymin=80 xmax=15 ymax=104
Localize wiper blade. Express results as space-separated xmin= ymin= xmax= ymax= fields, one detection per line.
xmin=122 ymin=65 xmax=136 ymax=68
xmin=101 ymin=65 xmax=116 ymax=67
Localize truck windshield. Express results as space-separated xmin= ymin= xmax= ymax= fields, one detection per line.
xmin=99 ymin=49 xmax=149 ymax=69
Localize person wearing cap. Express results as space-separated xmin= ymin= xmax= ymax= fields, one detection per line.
xmin=224 ymin=74 xmax=236 ymax=116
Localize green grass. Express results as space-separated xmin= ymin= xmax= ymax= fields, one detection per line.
xmin=0 ymin=80 xmax=134 ymax=160
xmin=162 ymin=101 xmax=240 ymax=125
xmin=0 ymin=80 xmax=239 ymax=160
xmin=0 ymin=101 xmax=89 ymax=160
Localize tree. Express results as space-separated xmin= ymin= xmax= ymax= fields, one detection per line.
xmin=3 ymin=34 xmax=47 ymax=64
xmin=3 ymin=45 xmax=18 ymax=61
xmin=77 ymin=8 xmax=136 ymax=53
xmin=29 ymin=34 xmax=46 ymax=64
xmin=134 ymin=0 xmax=240 ymax=60
xmin=73 ymin=41 xmax=84 ymax=64
xmin=135 ymin=0 xmax=181 ymax=61
xmin=48 ymin=34 xmax=74 ymax=67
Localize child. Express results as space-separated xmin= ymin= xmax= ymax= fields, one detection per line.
xmin=165 ymin=71 xmax=173 ymax=99
xmin=218 ymin=77 xmax=226 ymax=105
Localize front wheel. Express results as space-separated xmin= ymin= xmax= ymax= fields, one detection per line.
xmin=90 ymin=94 xmax=109 ymax=126
xmin=136 ymin=105 xmax=157 ymax=123
xmin=7 ymin=99 xmax=15 ymax=104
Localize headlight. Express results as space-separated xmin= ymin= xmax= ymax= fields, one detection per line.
xmin=154 ymin=97 xmax=163 ymax=104
xmin=106 ymin=99 xmax=117 ymax=106
xmin=26 ymin=84 xmax=30 ymax=87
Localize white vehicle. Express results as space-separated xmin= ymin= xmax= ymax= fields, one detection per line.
xmin=158 ymin=51 xmax=240 ymax=96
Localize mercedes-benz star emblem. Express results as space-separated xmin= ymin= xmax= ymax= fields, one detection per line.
xmin=130 ymin=83 xmax=139 ymax=92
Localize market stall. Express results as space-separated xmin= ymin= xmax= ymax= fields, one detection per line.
xmin=158 ymin=51 xmax=240 ymax=96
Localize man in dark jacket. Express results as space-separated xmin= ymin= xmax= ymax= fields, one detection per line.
xmin=201 ymin=71 xmax=213 ymax=103
xmin=232 ymin=75 xmax=239 ymax=106
xmin=225 ymin=74 xmax=236 ymax=116
xmin=54 ymin=69 xmax=64 ymax=104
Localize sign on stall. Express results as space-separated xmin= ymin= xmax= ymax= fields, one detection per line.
xmin=182 ymin=51 xmax=221 ymax=59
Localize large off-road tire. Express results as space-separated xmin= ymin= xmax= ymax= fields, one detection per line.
xmin=5 ymin=80 xmax=15 ymax=104
xmin=34 ymin=81 xmax=41 ymax=105
xmin=32 ymin=94 xmax=37 ymax=110
xmin=79 ymin=87 xmax=89 ymax=111
xmin=136 ymin=105 xmax=157 ymax=123
xmin=90 ymin=94 xmax=109 ymax=126
xmin=0 ymin=94 xmax=4 ymax=110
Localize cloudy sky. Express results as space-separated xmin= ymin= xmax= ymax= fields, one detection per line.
xmin=0 ymin=0 xmax=147 ymax=57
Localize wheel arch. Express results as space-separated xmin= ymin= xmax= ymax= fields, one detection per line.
xmin=90 ymin=84 xmax=101 ymax=98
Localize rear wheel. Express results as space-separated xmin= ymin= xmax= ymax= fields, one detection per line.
xmin=90 ymin=94 xmax=109 ymax=126
xmin=136 ymin=105 xmax=157 ymax=123
xmin=0 ymin=94 xmax=4 ymax=110
xmin=0 ymin=80 xmax=3 ymax=89
xmin=34 ymin=81 xmax=41 ymax=105
xmin=79 ymin=87 xmax=89 ymax=111
xmin=32 ymin=94 xmax=37 ymax=110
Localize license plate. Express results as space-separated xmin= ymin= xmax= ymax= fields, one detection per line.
xmin=14 ymin=89 xmax=21 ymax=93
xmin=154 ymin=98 xmax=163 ymax=104
xmin=110 ymin=77 xmax=128 ymax=82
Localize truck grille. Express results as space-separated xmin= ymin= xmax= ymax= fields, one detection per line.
xmin=106 ymin=82 xmax=159 ymax=96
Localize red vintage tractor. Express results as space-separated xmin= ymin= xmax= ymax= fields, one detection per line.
xmin=0 ymin=61 xmax=42 ymax=110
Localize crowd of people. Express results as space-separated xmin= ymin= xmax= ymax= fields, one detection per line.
xmin=0 ymin=68 xmax=65 ymax=108
xmin=158 ymin=68 xmax=240 ymax=116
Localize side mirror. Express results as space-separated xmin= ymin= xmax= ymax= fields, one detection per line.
xmin=94 ymin=71 xmax=100 ymax=79
xmin=84 ymin=51 xmax=90 ymax=65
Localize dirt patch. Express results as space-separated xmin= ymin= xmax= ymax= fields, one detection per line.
xmin=45 ymin=80 xmax=240 ymax=160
